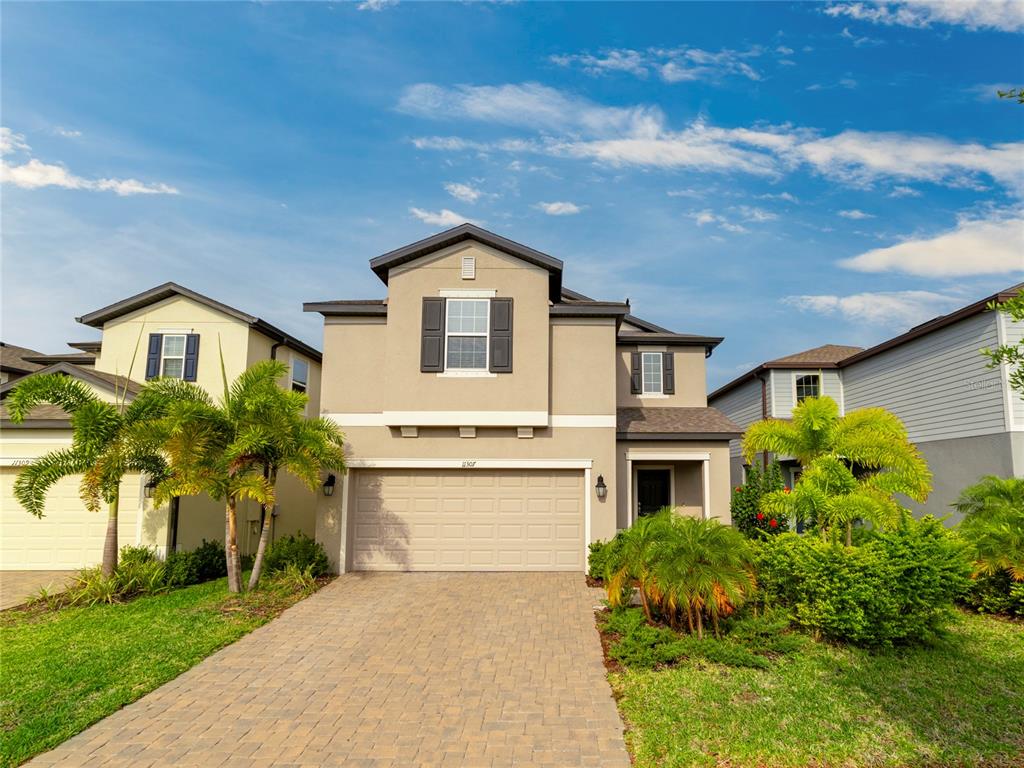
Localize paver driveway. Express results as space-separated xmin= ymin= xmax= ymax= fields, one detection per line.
xmin=0 ymin=570 xmax=75 ymax=610
xmin=29 ymin=572 xmax=630 ymax=768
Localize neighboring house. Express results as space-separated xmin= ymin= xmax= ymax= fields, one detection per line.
xmin=0 ymin=283 xmax=323 ymax=570
xmin=0 ymin=342 xmax=47 ymax=385
xmin=710 ymin=283 xmax=1024 ymax=520
xmin=305 ymin=224 xmax=739 ymax=573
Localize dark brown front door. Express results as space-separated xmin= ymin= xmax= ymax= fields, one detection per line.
xmin=636 ymin=469 xmax=671 ymax=518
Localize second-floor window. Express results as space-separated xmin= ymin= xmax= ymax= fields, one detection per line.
xmin=161 ymin=335 xmax=187 ymax=379
xmin=445 ymin=299 xmax=489 ymax=370
xmin=795 ymin=373 xmax=820 ymax=402
xmin=291 ymin=358 xmax=309 ymax=394
xmin=641 ymin=351 xmax=663 ymax=394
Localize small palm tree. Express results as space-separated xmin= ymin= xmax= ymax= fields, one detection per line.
xmin=5 ymin=374 xmax=191 ymax=577
xmin=604 ymin=512 xmax=672 ymax=622
xmin=745 ymin=396 xmax=931 ymax=544
xmin=955 ymin=475 xmax=1024 ymax=582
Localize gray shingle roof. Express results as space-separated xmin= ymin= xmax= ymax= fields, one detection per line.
xmin=617 ymin=407 xmax=741 ymax=439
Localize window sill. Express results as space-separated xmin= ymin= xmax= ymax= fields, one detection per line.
xmin=638 ymin=393 xmax=669 ymax=399
xmin=437 ymin=371 xmax=497 ymax=378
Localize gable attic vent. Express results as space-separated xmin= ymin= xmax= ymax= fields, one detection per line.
xmin=461 ymin=255 xmax=476 ymax=280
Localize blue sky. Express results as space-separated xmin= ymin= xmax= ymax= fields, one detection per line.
xmin=2 ymin=1 xmax=1022 ymax=388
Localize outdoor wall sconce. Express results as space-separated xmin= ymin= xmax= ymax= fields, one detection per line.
xmin=595 ymin=474 xmax=608 ymax=501
xmin=322 ymin=474 xmax=336 ymax=497
xmin=144 ymin=479 xmax=157 ymax=499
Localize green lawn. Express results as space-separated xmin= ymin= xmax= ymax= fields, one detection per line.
xmin=609 ymin=611 xmax=1024 ymax=768
xmin=0 ymin=575 xmax=324 ymax=768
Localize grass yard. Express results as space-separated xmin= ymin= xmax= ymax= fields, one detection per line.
xmin=0 ymin=575 xmax=326 ymax=768
xmin=609 ymin=611 xmax=1024 ymax=768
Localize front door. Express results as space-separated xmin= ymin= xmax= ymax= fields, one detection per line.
xmin=636 ymin=469 xmax=671 ymax=518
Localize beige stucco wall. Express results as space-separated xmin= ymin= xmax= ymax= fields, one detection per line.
xmin=550 ymin=319 xmax=617 ymax=415
xmin=616 ymin=346 xmax=707 ymax=408
xmin=320 ymin=318 xmax=387 ymax=414
xmin=94 ymin=296 xmax=253 ymax=399
xmin=383 ymin=242 xmax=551 ymax=414
xmin=614 ymin=439 xmax=732 ymax=528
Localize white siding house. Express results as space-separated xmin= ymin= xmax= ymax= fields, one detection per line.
xmin=710 ymin=283 xmax=1024 ymax=521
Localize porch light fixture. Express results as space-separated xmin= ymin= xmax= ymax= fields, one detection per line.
xmin=595 ymin=475 xmax=608 ymax=501
xmin=144 ymin=479 xmax=157 ymax=499
xmin=322 ymin=474 xmax=336 ymax=497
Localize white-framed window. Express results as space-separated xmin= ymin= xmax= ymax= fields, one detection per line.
xmin=161 ymin=334 xmax=187 ymax=379
xmin=445 ymin=298 xmax=489 ymax=370
xmin=291 ymin=358 xmax=309 ymax=394
xmin=641 ymin=351 xmax=663 ymax=394
xmin=795 ymin=373 xmax=820 ymax=402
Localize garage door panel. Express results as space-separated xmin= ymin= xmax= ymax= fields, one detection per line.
xmin=350 ymin=469 xmax=584 ymax=572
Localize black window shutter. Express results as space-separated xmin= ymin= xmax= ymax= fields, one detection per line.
xmin=183 ymin=334 xmax=200 ymax=382
xmin=421 ymin=298 xmax=446 ymax=372
xmin=630 ymin=352 xmax=641 ymax=394
xmin=145 ymin=334 xmax=162 ymax=380
xmin=663 ymin=352 xmax=675 ymax=395
xmin=489 ymin=298 xmax=513 ymax=373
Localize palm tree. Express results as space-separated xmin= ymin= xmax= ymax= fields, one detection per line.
xmin=744 ymin=396 xmax=931 ymax=544
xmin=604 ymin=512 xmax=672 ymax=622
xmin=146 ymin=360 xmax=345 ymax=593
xmin=955 ymin=475 xmax=1024 ymax=582
xmin=5 ymin=374 xmax=191 ymax=577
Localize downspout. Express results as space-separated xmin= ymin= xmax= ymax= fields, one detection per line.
xmin=758 ymin=373 xmax=769 ymax=470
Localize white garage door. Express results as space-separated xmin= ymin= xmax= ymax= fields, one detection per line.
xmin=0 ymin=468 xmax=139 ymax=570
xmin=350 ymin=469 xmax=585 ymax=571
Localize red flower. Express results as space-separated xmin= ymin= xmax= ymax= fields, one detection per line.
xmin=756 ymin=512 xmax=764 ymax=521
xmin=770 ymin=518 xmax=779 ymax=528
xmin=735 ymin=486 xmax=741 ymax=492
xmin=783 ymin=487 xmax=791 ymax=494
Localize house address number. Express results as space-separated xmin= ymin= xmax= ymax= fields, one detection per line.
xmin=461 ymin=460 xmax=477 ymax=468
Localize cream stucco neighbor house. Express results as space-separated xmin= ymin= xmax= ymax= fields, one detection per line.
xmin=0 ymin=283 xmax=323 ymax=570
xmin=305 ymin=224 xmax=740 ymax=573
xmin=710 ymin=283 xmax=1024 ymax=521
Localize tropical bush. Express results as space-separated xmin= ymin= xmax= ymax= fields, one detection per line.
xmin=164 ymin=540 xmax=228 ymax=587
xmin=730 ymin=460 xmax=788 ymax=537
xmin=603 ymin=510 xmax=756 ymax=638
xmin=262 ymin=533 xmax=330 ymax=577
xmin=955 ymin=475 xmax=1024 ymax=616
xmin=745 ymin=396 xmax=931 ymax=544
xmin=587 ymin=534 xmax=623 ymax=581
xmin=755 ymin=518 xmax=972 ymax=646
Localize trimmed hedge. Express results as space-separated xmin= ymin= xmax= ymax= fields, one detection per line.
xmin=263 ymin=533 xmax=330 ymax=577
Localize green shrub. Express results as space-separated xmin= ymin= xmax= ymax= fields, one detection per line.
xmin=731 ymin=460 xmax=788 ymax=538
xmin=263 ymin=533 xmax=329 ymax=577
xmin=963 ymin=570 xmax=1024 ymax=617
xmin=164 ymin=540 xmax=228 ymax=587
xmin=588 ymin=534 xmax=624 ymax=580
xmin=755 ymin=518 xmax=972 ymax=646
xmin=118 ymin=545 xmax=157 ymax=567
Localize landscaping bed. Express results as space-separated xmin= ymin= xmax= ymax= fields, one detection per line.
xmin=597 ymin=607 xmax=1024 ymax=768
xmin=0 ymin=572 xmax=331 ymax=767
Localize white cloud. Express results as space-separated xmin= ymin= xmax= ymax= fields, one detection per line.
xmin=689 ymin=210 xmax=749 ymax=234
xmin=535 ymin=201 xmax=583 ymax=216
xmin=825 ymin=1 xmax=1024 ymax=32
xmin=1 ymin=127 xmax=30 ymax=155
xmin=735 ymin=205 xmax=778 ymax=222
xmin=357 ymin=0 xmax=398 ymax=10
xmin=839 ymin=208 xmax=875 ymax=219
xmin=403 ymin=86 xmax=1024 ymax=195
xmin=53 ymin=127 xmax=81 ymax=138
xmin=782 ymin=290 xmax=962 ymax=327
xmin=550 ymin=45 xmax=766 ymax=84
xmin=444 ymin=182 xmax=482 ymax=203
xmin=889 ymin=185 xmax=921 ymax=197
xmin=776 ymin=45 xmax=795 ymax=55
xmin=759 ymin=191 xmax=799 ymax=203
xmin=0 ymin=126 xmax=178 ymax=196
xmin=409 ymin=207 xmax=479 ymax=228
xmin=839 ymin=210 xmax=1024 ymax=277
xmin=806 ymin=77 xmax=858 ymax=91
xmin=398 ymin=82 xmax=661 ymax=138
xmin=1 ymin=158 xmax=179 ymax=195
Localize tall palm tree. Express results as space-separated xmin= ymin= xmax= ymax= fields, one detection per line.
xmin=745 ymin=396 xmax=931 ymax=544
xmin=955 ymin=475 xmax=1024 ymax=582
xmin=146 ymin=359 xmax=345 ymax=593
xmin=5 ymin=374 xmax=192 ymax=577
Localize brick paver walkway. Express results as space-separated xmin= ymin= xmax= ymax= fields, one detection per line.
xmin=28 ymin=572 xmax=630 ymax=767
xmin=0 ymin=570 xmax=75 ymax=610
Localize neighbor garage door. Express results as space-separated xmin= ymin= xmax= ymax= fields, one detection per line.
xmin=350 ymin=469 xmax=585 ymax=571
xmin=0 ymin=467 xmax=138 ymax=570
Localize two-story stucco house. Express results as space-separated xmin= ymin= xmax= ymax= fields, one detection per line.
xmin=710 ymin=283 xmax=1024 ymax=520
xmin=305 ymin=224 xmax=740 ymax=573
xmin=0 ymin=283 xmax=323 ymax=570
